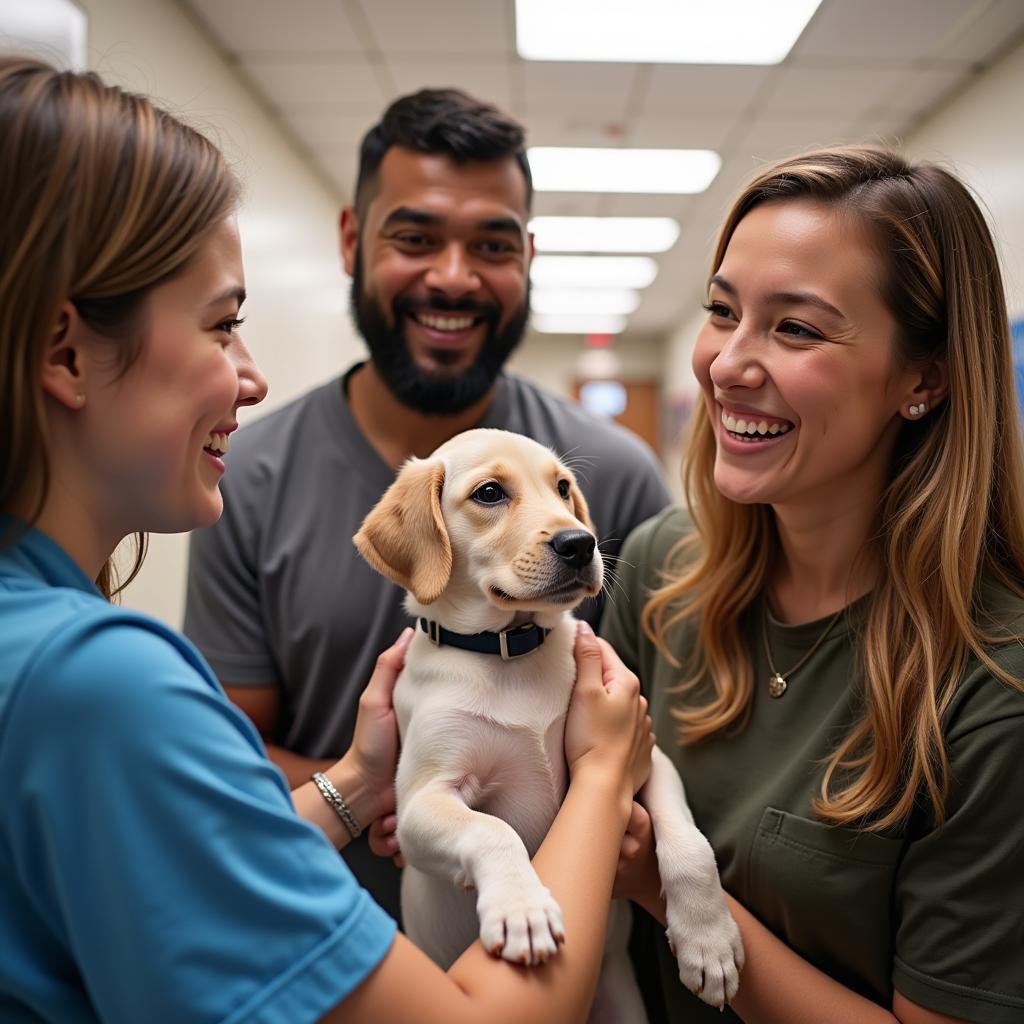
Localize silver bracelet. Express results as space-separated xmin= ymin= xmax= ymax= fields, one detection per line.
xmin=311 ymin=771 xmax=362 ymax=839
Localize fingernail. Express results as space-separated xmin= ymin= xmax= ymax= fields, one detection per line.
xmin=576 ymin=620 xmax=594 ymax=637
xmin=397 ymin=626 xmax=414 ymax=647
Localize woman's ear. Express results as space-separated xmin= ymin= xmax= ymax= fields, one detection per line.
xmin=902 ymin=357 xmax=949 ymax=420
xmin=40 ymin=301 xmax=89 ymax=410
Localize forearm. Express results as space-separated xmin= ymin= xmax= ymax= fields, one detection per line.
xmin=265 ymin=742 xmax=334 ymax=789
xmin=722 ymin=894 xmax=897 ymax=1024
xmin=340 ymin=767 xmax=633 ymax=1024
xmin=291 ymin=753 xmax=373 ymax=851
xmin=446 ymin=766 xmax=633 ymax=1018
xmin=636 ymin=884 xmax=897 ymax=1024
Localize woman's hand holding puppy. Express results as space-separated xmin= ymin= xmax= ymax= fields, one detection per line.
xmin=565 ymin=620 xmax=654 ymax=808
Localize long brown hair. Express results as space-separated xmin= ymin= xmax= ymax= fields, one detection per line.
xmin=643 ymin=146 xmax=1024 ymax=830
xmin=0 ymin=58 xmax=239 ymax=597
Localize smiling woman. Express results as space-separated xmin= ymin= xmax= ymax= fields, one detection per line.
xmin=603 ymin=146 xmax=1024 ymax=1024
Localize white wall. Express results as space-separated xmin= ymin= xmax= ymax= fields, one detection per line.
xmin=64 ymin=0 xmax=367 ymax=626
xmin=903 ymin=37 xmax=1024 ymax=319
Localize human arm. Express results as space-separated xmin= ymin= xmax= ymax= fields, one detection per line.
xmin=225 ymin=683 xmax=335 ymax=785
xmin=614 ymin=807 xmax=967 ymax=1024
xmin=335 ymin=621 xmax=655 ymax=1024
xmin=290 ymin=628 xmax=412 ymax=850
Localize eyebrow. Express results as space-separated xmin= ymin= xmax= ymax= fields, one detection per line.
xmin=382 ymin=207 xmax=523 ymax=235
xmin=710 ymin=274 xmax=846 ymax=320
xmin=205 ymin=285 xmax=246 ymax=309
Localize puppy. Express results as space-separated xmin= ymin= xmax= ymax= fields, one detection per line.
xmin=355 ymin=429 xmax=742 ymax=1017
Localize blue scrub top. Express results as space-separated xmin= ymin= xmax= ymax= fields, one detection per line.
xmin=0 ymin=524 xmax=395 ymax=1023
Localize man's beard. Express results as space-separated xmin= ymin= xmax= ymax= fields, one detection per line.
xmin=350 ymin=253 xmax=529 ymax=416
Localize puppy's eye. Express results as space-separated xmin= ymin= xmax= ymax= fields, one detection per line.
xmin=557 ymin=479 xmax=571 ymax=500
xmin=472 ymin=482 xmax=507 ymax=505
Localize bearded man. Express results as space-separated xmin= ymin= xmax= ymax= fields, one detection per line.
xmin=184 ymin=88 xmax=670 ymax=920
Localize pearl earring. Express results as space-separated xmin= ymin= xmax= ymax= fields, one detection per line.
xmin=75 ymin=393 xmax=85 ymax=406
xmin=908 ymin=402 xmax=927 ymax=417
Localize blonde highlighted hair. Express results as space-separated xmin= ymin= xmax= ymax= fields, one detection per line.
xmin=643 ymin=146 xmax=1024 ymax=830
xmin=0 ymin=57 xmax=239 ymax=598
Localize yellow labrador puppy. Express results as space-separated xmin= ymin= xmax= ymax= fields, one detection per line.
xmin=355 ymin=429 xmax=742 ymax=1017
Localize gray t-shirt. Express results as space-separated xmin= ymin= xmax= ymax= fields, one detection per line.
xmin=184 ymin=366 xmax=671 ymax=918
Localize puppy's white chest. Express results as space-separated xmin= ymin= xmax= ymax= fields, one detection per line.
xmin=394 ymin=626 xmax=575 ymax=738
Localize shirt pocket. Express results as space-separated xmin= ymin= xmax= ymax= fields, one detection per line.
xmin=748 ymin=806 xmax=904 ymax=1003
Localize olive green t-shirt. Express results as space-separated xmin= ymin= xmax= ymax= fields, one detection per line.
xmin=602 ymin=507 xmax=1024 ymax=1024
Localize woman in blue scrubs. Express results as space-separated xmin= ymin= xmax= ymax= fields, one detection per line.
xmin=0 ymin=57 xmax=653 ymax=1024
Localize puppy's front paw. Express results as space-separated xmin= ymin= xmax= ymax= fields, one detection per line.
xmin=476 ymin=874 xmax=565 ymax=966
xmin=664 ymin=875 xmax=744 ymax=1009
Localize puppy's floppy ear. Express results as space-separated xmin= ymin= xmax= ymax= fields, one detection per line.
xmin=567 ymin=475 xmax=595 ymax=534
xmin=354 ymin=458 xmax=452 ymax=605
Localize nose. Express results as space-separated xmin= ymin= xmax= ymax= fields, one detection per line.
xmin=229 ymin=335 xmax=268 ymax=409
xmin=549 ymin=529 xmax=596 ymax=571
xmin=424 ymin=243 xmax=480 ymax=298
xmin=706 ymin=323 xmax=765 ymax=392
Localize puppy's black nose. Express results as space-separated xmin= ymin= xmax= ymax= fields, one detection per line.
xmin=550 ymin=529 xmax=596 ymax=571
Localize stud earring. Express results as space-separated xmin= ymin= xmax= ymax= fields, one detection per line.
xmin=74 ymin=393 xmax=85 ymax=406
xmin=908 ymin=402 xmax=927 ymax=417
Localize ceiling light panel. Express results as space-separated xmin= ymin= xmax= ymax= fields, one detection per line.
xmin=529 ymin=216 xmax=680 ymax=253
xmin=532 ymin=288 xmax=641 ymax=316
xmin=528 ymin=147 xmax=720 ymax=194
xmin=532 ymin=314 xmax=628 ymax=335
xmin=516 ymin=0 xmax=824 ymax=65
xmin=531 ymin=256 xmax=658 ymax=289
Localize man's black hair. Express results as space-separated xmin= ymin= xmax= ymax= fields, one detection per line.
xmin=353 ymin=88 xmax=532 ymax=213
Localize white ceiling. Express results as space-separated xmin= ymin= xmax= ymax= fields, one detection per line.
xmin=181 ymin=0 xmax=1024 ymax=339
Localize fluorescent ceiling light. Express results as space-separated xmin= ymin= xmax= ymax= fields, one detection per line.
xmin=533 ymin=314 xmax=628 ymax=335
xmin=516 ymin=0 xmax=823 ymax=65
xmin=529 ymin=147 xmax=720 ymax=194
xmin=0 ymin=0 xmax=87 ymax=68
xmin=531 ymin=256 xmax=658 ymax=290
xmin=532 ymin=288 xmax=640 ymax=316
xmin=530 ymin=216 xmax=680 ymax=253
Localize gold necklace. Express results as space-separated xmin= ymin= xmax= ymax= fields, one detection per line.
xmin=762 ymin=600 xmax=845 ymax=698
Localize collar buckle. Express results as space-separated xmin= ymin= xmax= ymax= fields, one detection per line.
xmin=498 ymin=622 xmax=540 ymax=661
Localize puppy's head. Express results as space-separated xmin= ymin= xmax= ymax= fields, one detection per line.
xmin=354 ymin=429 xmax=602 ymax=627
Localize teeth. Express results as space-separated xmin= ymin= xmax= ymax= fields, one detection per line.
xmin=721 ymin=411 xmax=790 ymax=437
xmin=204 ymin=431 xmax=230 ymax=456
xmin=415 ymin=312 xmax=476 ymax=332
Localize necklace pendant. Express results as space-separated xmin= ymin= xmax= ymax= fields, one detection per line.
xmin=768 ymin=672 xmax=788 ymax=698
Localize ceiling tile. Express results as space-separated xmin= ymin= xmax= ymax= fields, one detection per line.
xmin=604 ymin=194 xmax=705 ymax=218
xmin=521 ymin=63 xmax=640 ymax=119
xmin=184 ymin=0 xmax=365 ymax=56
xmin=642 ymin=65 xmax=775 ymax=113
xmin=237 ymin=57 xmax=384 ymax=110
xmin=627 ymin=110 xmax=741 ymax=152
xmin=359 ymin=0 xmax=512 ymax=57
xmin=757 ymin=64 xmax=906 ymax=116
xmin=790 ymin=0 xmax=988 ymax=62
xmin=385 ymin=60 xmax=513 ymax=109
xmin=728 ymin=114 xmax=863 ymax=165
xmin=883 ymin=64 xmax=975 ymax=116
xmin=523 ymin=114 xmax=630 ymax=148
xmin=935 ymin=0 xmax=1024 ymax=63
xmin=529 ymin=193 xmax=607 ymax=218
